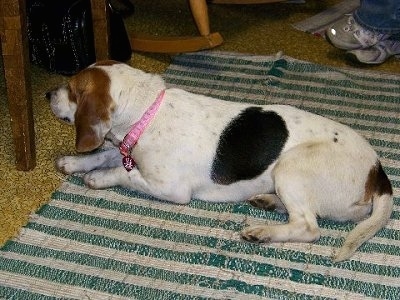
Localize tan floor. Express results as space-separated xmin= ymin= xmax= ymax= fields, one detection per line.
xmin=1 ymin=0 xmax=399 ymax=246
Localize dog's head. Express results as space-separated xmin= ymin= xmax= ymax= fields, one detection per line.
xmin=46 ymin=61 xmax=118 ymax=152
xmin=47 ymin=60 xmax=167 ymax=152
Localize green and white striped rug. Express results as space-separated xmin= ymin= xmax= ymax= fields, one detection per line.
xmin=1 ymin=52 xmax=399 ymax=299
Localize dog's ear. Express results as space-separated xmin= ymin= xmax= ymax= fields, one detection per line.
xmin=75 ymin=95 xmax=103 ymax=152
xmin=74 ymin=91 xmax=109 ymax=152
xmin=70 ymin=68 xmax=113 ymax=152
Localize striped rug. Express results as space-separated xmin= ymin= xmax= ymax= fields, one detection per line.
xmin=1 ymin=51 xmax=399 ymax=299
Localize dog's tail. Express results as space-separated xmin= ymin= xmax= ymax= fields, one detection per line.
xmin=333 ymin=162 xmax=393 ymax=262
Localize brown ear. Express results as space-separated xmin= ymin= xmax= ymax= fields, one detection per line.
xmin=69 ymin=67 xmax=113 ymax=152
xmin=75 ymin=91 xmax=110 ymax=152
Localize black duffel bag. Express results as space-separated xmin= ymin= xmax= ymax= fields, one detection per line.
xmin=26 ymin=0 xmax=132 ymax=75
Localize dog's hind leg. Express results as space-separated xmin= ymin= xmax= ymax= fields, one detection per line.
xmin=241 ymin=199 xmax=320 ymax=244
xmin=241 ymin=155 xmax=321 ymax=244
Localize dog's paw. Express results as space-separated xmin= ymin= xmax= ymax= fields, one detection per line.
xmin=83 ymin=172 xmax=102 ymax=189
xmin=248 ymin=194 xmax=277 ymax=211
xmin=83 ymin=171 xmax=112 ymax=189
xmin=248 ymin=194 xmax=287 ymax=214
xmin=56 ymin=156 xmax=80 ymax=174
xmin=241 ymin=226 xmax=272 ymax=243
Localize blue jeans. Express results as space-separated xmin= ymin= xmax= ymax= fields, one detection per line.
xmin=354 ymin=0 xmax=400 ymax=35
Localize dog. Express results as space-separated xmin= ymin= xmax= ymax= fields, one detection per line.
xmin=46 ymin=60 xmax=393 ymax=262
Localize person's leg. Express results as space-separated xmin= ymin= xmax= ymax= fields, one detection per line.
xmin=354 ymin=0 xmax=400 ymax=34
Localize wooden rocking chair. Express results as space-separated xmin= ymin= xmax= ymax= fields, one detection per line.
xmin=90 ymin=0 xmax=285 ymax=57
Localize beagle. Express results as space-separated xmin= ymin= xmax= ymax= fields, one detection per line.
xmin=46 ymin=60 xmax=393 ymax=262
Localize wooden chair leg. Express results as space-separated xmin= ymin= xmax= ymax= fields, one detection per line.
xmin=90 ymin=0 xmax=222 ymax=55
xmin=130 ymin=0 xmax=223 ymax=53
xmin=189 ymin=0 xmax=210 ymax=36
xmin=1 ymin=0 xmax=36 ymax=171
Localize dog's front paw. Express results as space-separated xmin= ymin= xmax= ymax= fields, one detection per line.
xmin=56 ymin=156 xmax=81 ymax=174
xmin=83 ymin=171 xmax=112 ymax=189
xmin=241 ymin=226 xmax=272 ymax=243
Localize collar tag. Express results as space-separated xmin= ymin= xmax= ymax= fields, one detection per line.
xmin=122 ymin=156 xmax=136 ymax=172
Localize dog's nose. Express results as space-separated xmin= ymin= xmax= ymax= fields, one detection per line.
xmin=45 ymin=91 xmax=52 ymax=100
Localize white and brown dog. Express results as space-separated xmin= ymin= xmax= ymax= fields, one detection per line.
xmin=46 ymin=60 xmax=393 ymax=262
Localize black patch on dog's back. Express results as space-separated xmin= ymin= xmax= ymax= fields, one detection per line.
xmin=211 ymin=107 xmax=288 ymax=185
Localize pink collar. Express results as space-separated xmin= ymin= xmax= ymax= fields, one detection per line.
xmin=119 ymin=89 xmax=166 ymax=171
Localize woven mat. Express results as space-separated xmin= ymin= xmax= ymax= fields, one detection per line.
xmin=293 ymin=0 xmax=359 ymax=36
xmin=1 ymin=52 xmax=399 ymax=299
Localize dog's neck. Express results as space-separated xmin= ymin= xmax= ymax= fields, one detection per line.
xmin=110 ymin=72 xmax=166 ymax=141
xmin=119 ymin=89 xmax=166 ymax=158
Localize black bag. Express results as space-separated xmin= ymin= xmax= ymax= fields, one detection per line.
xmin=27 ymin=0 xmax=132 ymax=75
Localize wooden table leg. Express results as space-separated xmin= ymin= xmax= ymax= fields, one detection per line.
xmin=1 ymin=0 xmax=36 ymax=170
xmin=90 ymin=0 xmax=111 ymax=60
